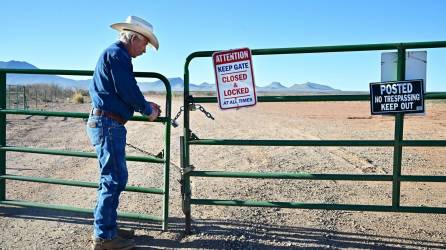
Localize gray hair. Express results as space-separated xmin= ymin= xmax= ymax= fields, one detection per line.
xmin=119 ymin=30 xmax=144 ymax=43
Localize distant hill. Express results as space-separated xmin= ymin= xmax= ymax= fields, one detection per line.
xmin=0 ymin=60 xmax=37 ymax=69
xmin=289 ymin=82 xmax=340 ymax=92
xmin=0 ymin=60 xmax=341 ymax=93
xmin=256 ymin=81 xmax=287 ymax=92
xmin=138 ymin=79 xmax=340 ymax=93
xmin=138 ymin=78 xmax=218 ymax=92
xmin=0 ymin=60 xmax=89 ymax=89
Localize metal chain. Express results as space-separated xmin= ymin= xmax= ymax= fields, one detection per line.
xmin=195 ymin=104 xmax=215 ymax=120
xmin=171 ymin=106 xmax=184 ymax=128
xmin=126 ymin=142 xmax=162 ymax=158
xmin=171 ymin=103 xmax=214 ymax=128
xmin=125 ymin=142 xmax=182 ymax=172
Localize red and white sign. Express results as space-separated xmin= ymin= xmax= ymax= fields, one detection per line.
xmin=213 ymin=48 xmax=257 ymax=110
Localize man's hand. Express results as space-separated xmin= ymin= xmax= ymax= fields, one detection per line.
xmin=147 ymin=102 xmax=161 ymax=122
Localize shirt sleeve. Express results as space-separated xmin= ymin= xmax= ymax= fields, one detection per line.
xmin=109 ymin=54 xmax=153 ymax=116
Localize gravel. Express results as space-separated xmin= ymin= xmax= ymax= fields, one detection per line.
xmin=0 ymin=98 xmax=445 ymax=249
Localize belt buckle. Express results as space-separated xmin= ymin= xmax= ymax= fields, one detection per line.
xmin=91 ymin=108 xmax=102 ymax=116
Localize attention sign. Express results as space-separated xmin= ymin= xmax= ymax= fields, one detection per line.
xmin=213 ymin=48 xmax=257 ymax=110
xmin=370 ymin=79 xmax=424 ymax=115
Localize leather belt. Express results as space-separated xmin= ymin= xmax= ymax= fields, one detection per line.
xmin=91 ymin=108 xmax=127 ymax=125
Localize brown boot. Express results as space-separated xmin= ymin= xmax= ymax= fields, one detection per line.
xmin=91 ymin=236 xmax=135 ymax=250
xmin=117 ymin=228 xmax=135 ymax=239
xmin=92 ymin=228 xmax=135 ymax=241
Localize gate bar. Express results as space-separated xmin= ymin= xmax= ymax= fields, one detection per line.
xmin=189 ymin=139 xmax=446 ymax=147
xmin=0 ymin=146 xmax=164 ymax=163
xmin=0 ymin=109 xmax=167 ymax=123
xmin=189 ymin=139 xmax=395 ymax=146
xmin=0 ymin=200 xmax=163 ymax=221
xmin=185 ymin=41 xmax=446 ymax=62
xmin=190 ymin=171 xmax=446 ymax=182
xmin=190 ymin=199 xmax=446 ymax=214
xmin=0 ymin=175 xmax=164 ymax=194
xmin=189 ymin=92 xmax=446 ymax=103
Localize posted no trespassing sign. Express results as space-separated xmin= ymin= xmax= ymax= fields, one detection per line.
xmin=213 ymin=48 xmax=257 ymax=110
xmin=370 ymin=79 xmax=424 ymax=115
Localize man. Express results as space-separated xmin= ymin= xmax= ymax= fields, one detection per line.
xmin=86 ymin=16 xmax=161 ymax=250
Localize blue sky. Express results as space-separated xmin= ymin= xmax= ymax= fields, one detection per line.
xmin=1 ymin=0 xmax=445 ymax=91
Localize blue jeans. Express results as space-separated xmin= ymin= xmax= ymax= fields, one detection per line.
xmin=86 ymin=114 xmax=128 ymax=240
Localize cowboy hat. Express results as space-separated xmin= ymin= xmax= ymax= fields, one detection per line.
xmin=111 ymin=16 xmax=159 ymax=50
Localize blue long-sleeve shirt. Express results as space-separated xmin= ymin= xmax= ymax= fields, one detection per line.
xmin=89 ymin=41 xmax=153 ymax=121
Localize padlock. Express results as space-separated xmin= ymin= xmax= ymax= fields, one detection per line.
xmin=171 ymin=120 xmax=179 ymax=128
xmin=188 ymin=104 xmax=197 ymax=111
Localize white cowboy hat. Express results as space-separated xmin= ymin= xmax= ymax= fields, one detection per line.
xmin=111 ymin=16 xmax=159 ymax=50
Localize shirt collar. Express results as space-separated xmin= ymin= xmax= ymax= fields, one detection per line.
xmin=116 ymin=41 xmax=131 ymax=59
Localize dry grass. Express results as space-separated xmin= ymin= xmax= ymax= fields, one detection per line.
xmin=71 ymin=91 xmax=84 ymax=103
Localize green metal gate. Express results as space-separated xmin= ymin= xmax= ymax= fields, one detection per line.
xmin=0 ymin=69 xmax=172 ymax=230
xmin=181 ymin=41 xmax=446 ymax=233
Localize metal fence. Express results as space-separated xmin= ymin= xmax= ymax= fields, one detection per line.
xmin=7 ymin=84 xmax=77 ymax=111
xmin=181 ymin=41 xmax=446 ymax=233
xmin=6 ymin=85 xmax=27 ymax=110
xmin=0 ymin=69 xmax=172 ymax=230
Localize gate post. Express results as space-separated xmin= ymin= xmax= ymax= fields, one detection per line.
xmin=162 ymin=84 xmax=172 ymax=231
xmin=183 ymin=57 xmax=193 ymax=234
xmin=180 ymin=136 xmax=192 ymax=234
xmin=0 ymin=73 xmax=6 ymax=201
xmin=392 ymin=47 xmax=406 ymax=208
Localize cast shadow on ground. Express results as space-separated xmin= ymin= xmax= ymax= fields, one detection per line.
xmin=1 ymin=205 xmax=445 ymax=249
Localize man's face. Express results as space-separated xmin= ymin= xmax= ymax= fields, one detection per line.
xmin=130 ymin=36 xmax=149 ymax=58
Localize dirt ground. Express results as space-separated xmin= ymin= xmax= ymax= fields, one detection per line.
xmin=0 ymin=95 xmax=445 ymax=249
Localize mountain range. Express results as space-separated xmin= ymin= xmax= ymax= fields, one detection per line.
xmin=0 ymin=60 xmax=341 ymax=93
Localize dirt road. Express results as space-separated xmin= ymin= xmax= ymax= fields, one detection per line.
xmin=0 ymin=96 xmax=445 ymax=249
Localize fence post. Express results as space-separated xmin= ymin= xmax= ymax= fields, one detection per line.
xmin=392 ymin=47 xmax=406 ymax=208
xmin=23 ymin=86 xmax=27 ymax=109
xmin=7 ymin=85 xmax=10 ymax=109
xmin=16 ymin=85 xmax=19 ymax=110
xmin=0 ymin=73 xmax=6 ymax=201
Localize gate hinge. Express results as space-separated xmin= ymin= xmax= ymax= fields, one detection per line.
xmin=182 ymin=164 xmax=195 ymax=175
xmin=155 ymin=150 xmax=164 ymax=159
xmin=188 ymin=129 xmax=199 ymax=140
xmin=190 ymin=132 xmax=199 ymax=140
